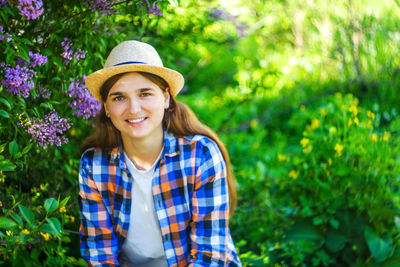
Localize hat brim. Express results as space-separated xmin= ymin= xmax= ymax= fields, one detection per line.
xmin=85 ymin=64 xmax=184 ymax=102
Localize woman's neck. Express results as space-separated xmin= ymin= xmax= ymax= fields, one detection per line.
xmin=122 ymin=131 xmax=164 ymax=170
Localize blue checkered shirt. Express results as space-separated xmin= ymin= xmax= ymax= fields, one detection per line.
xmin=78 ymin=130 xmax=242 ymax=266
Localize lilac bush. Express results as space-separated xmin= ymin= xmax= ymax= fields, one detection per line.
xmin=67 ymin=75 xmax=102 ymax=119
xmin=16 ymin=0 xmax=44 ymax=20
xmin=86 ymin=0 xmax=116 ymax=16
xmin=19 ymin=110 xmax=72 ymax=148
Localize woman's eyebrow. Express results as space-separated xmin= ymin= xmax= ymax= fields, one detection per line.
xmin=109 ymin=88 xmax=155 ymax=97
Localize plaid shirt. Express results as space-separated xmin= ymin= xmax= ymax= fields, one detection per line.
xmin=78 ymin=130 xmax=242 ymax=267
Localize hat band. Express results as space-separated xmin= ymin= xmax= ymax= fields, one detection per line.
xmin=114 ymin=61 xmax=147 ymax=66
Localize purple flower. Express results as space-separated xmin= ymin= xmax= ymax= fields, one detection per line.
xmin=67 ymin=75 xmax=102 ymax=119
xmin=17 ymin=0 xmax=44 ymax=20
xmin=16 ymin=51 xmax=47 ymax=67
xmin=140 ymin=0 xmax=162 ymax=16
xmin=1 ymin=63 xmax=36 ymax=98
xmin=29 ymin=51 xmax=47 ymax=67
xmin=0 ymin=25 xmax=12 ymax=42
xmin=85 ymin=0 xmax=115 ymax=16
xmin=19 ymin=110 xmax=72 ymax=148
xmin=61 ymin=38 xmax=87 ymax=64
xmin=73 ymin=48 xmax=86 ymax=61
xmin=0 ymin=0 xmax=8 ymax=7
xmin=34 ymin=84 xmax=51 ymax=99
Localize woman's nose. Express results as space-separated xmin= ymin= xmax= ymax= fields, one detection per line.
xmin=128 ymin=97 xmax=142 ymax=113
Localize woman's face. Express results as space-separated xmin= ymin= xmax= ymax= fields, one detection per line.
xmin=104 ymin=72 xmax=170 ymax=144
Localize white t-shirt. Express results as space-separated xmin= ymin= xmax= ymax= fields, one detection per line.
xmin=120 ymin=149 xmax=168 ymax=267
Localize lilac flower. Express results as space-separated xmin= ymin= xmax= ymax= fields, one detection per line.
xmin=19 ymin=110 xmax=71 ymax=148
xmin=1 ymin=63 xmax=36 ymax=98
xmin=61 ymin=38 xmax=73 ymax=63
xmin=0 ymin=25 xmax=12 ymax=42
xmin=0 ymin=0 xmax=8 ymax=7
xmin=16 ymin=51 xmax=47 ymax=67
xmin=73 ymin=48 xmax=86 ymax=61
xmin=17 ymin=0 xmax=44 ymax=20
xmin=29 ymin=51 xmax=47 ymax=67
xmin=34 ymin=84 xmax=51 ymax=99
xmin=148 ymin=1 xmax=162 ymax=16
xmin=140 ymin=0 xmax=162 ymax=16
xmin=61 ymin=38 xmax=87 ymax=64
xmin=67 ymin=75 xmax=102 ymax=119
xmin=85 ymin=0 xmax=115 ymax=16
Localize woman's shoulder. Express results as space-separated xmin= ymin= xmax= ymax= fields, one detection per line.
xmin=178 ymin=134 xmax=221 ymax=156
xmin=79 ymin=146 xmax=119 ymax=165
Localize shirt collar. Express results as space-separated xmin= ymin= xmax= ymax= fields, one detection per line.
xmin=107 ymin=128 xmax=180 ymax=168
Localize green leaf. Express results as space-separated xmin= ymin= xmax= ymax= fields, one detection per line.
xmin=284 ymin=220 xmax=325 ymax=252
xmin=10 ymin=213 xmax=23 ymax=226
xmin=364 ymin=226 xmax=393 ymax=262
xmin=0 ymin=98 xmax=11 ymax=109
xmin=44 ymin=198 xmax=58 ymax=213
xmin=22 ymin=143 xmax=33 ymax=155
xmin=59 ymin=196 xmax=70 ymax=208
xmin=0 ymin=160 xmax=16 ymax=171
xmin=0 ymin=143 xmax=7 ymax=153
xmin=40 ymin=217 xmax=61 ymax=235
xmin=0 ymin=217 xmax=17 ymax=229
xmin=394 ymin=216 xmax=400 ymax=233
xmin=326 ymin=229 xmax=347 ymax=253
xmin=18 ymin=205 xmax=35 ymax=226
xmin=9 ymin=140 xmax=19 ymax=156
xmin=0 ymin=110 xmax=9 ymax=118
xmin=18 ymin=45 xmax=30 ymax=62
xmin=5 ymin=48 xmax=15 ymax=65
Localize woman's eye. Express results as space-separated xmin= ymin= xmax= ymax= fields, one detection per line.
xmin=113 ymin=96 xmax=124 ymax=101
xmin=140 ymin=92 xmax=151 ymax=97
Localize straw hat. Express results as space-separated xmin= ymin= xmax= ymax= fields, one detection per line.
xmin=85 ymin=40 xmax=184 ymax=102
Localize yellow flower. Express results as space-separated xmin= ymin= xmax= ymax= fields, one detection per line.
xmin=300 ymin=105 xmax=306 ymax=111
xmin=250 ymin=119 xmax=258 ymax=129
xmin=367 ymin=110 xmax=376 ymax=120
xmin=70 ymin=216 xmax=75 ymax=223
xmin=334 ymin=143 xmax=343 ymax=157
xmin=328 ymin=158 xmax=332 ymax=166
xmin=6 ymin=230 xmax=13 ymax=236
xmin=21 ymin=229 xmax=30 ymax=235
xmin=382 ymin=132 xmax=390 ymax=142
xmin=371 ymin=134 xmax=378 ymax=142
xmin=310 ymin=119 xmax=319 ymax=130
xmin=349 ymin=106 xmax=358 ymax=116
xmin=348 ymin=119 xmax=353 ymax=126
xmin=278 ymin=154 xmax=287 ymax=162
xmin=41 ymin=232 xmax=50 ymax=241
xmin=354 ymin=117 xmax=359 ymax=126
xmin=59 ymin=206 xmax=67 ymax=213
xmin=320 ymin=108 xmax=327 ymax=117
xmin=303 ymin=145 xmax=312 ymax=153
xmin=300 ymin=138 xmax=310 ymax=147
xmin=289 ymin=170 xmax=299 ymax=179
xmin=274 ymin=242 xmax=280 ymax=249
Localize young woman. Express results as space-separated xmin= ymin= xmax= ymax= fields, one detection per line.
xmin=78 ymin=40 xmax=242 ymax=266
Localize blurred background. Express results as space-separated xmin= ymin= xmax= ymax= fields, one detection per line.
xmin=0 ymin=0 xmax=399 ymax=266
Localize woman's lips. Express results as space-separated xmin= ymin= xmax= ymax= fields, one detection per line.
xmin=126 ymin=117 xmax=147 ymax=127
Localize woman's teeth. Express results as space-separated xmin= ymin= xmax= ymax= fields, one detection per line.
xmin=127 ymin=118 xmax=146 ymax=123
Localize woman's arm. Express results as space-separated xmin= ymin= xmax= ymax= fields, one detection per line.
xmin=78 ymin=151 xmax=119 ymax=266
xmin=189 ymin=138 xmax=230 ymax=266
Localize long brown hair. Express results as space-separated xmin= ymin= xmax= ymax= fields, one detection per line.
xmin=82 ymin=72 xmax=237 ymax=217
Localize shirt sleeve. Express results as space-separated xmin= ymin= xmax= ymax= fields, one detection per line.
xmin=189 ymin=138 xmax=230 ymax=266
xmin=78 ymin=150 xmax=119 ymax=267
